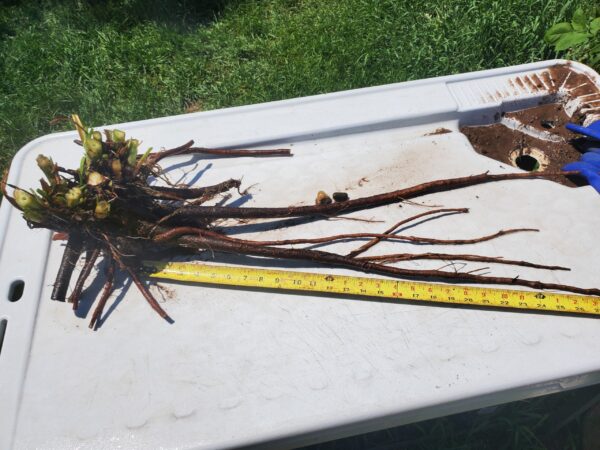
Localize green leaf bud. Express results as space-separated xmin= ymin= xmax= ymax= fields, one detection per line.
xmin=84 ymin=138 xmax=103 ymax=160
xmin=65 ymin=187 xmax=83 ymax=208
xmin=36 ymin=154 xmax=54 ymax=172
xmin=36 ymin=154 xmax=56 ymax=182
xmin=111 ymin=159 xmax=122 ymax=178
xmin=14 ymin=189 xmax=37 ymax=210
xmin=127 ymin=139 xmax=139 ymax=166
xmin=112 ymin=129 xmax=126 ymax=143
xmin=94 ymin=200 xmax=110 ymax=219
xmin=92 ymin=131 xmax=102 ymax=141
xmin=87 ymin=171 xmax=105 ymax=186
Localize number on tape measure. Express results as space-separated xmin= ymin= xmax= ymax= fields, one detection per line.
xmin=145 ymin=260 xmax=600 ymax=316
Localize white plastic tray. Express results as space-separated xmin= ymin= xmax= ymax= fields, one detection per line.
xmin=1 ymin=60 xmax=599 ymax=449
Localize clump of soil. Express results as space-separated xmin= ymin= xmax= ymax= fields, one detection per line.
xmin=461 ymin=64 xmax=600 ymax=188
xmin=504 ymin=103 xmax=577 ymax=141
xmin=425 ymin=127 xmax=452 ymax=136
xmin=461 ymin=118 xmax=583 ymax=187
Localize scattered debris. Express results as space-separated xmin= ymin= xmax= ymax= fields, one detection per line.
xmin=332 ymin=192 xmax=349 ymax=202
xmin=315 ymin=191 xmax=333 ymax=205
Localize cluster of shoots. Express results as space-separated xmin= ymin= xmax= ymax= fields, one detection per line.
xmin=12 ymin=115 xmax=151 ymax=227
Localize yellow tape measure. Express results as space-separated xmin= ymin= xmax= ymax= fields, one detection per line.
xmin=145 ymin=261 xmax=600 ymax=316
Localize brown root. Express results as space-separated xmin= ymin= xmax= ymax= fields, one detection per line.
xmin=356 ymin=252 xmax=570 ymax=271
xmin=89 ymin=256 xmax=115 ymax=330
xmin=69 ymin=247 xmax=101 ymax=310
xmin=171 ymin=231 xmax=600 ymax=297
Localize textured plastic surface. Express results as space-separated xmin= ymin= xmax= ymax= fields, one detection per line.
xmin=1 ymin=60 xmax=599 ymax=449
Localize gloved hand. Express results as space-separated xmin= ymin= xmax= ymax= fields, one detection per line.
xmin=562 ymin=149 xmax=600 ymax=194
xmin=563 ymin=121 xmax=600 ymax=194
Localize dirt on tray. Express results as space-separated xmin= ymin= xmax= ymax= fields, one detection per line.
xmin=504 ymin=103 xmax=577 ymax=141
xmin=546 ymin=64 xmax=600 ymax=98
xmin=461 ymin=119 xmax=583 ymax=187
xmin=507 ymin=63 xmax=600 ymax=104
xmin=461 ymin=64 xmax=600 ymax=188
xmin=425 ymin=127 xmax=452 ymax=136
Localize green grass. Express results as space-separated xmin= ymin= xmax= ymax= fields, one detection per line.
xmin=0 ymin=0 xmax=593 ymax=171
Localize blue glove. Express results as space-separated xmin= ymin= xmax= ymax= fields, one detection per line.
xmin=563 ymin=120 xmax=600 ymax=194
xmin=566 ymin=122 xmax=600 ymax=141
xmin=562 ymin=148 xmax=600 ymax=194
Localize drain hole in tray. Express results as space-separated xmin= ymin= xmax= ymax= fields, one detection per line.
xmin=509 ymin=147 xmax=549 ymax=172
xmin=515 ymin=154 xmax=540 ymax=171
xmin=0 ymin=319 xmax=7 ymax=357
xmin=8 ymin=280 xmax=24 ymax=302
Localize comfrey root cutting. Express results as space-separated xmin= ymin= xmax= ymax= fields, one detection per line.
xmin=3 ymin=115 xmax=597 ymax=329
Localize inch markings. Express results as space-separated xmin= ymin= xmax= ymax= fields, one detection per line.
xmin=145 ymin=261 xmax=600 ymax=316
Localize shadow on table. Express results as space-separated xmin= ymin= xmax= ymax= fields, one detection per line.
xmin=88 ymin=0 xmax=239 ymax=29
xmin=299 ymin=384 xmax=600 ymax=450
xmin=2 ymin=0 xmax=241 ymax=31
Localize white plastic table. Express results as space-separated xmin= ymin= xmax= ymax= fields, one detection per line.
xmin=1 ymin=60 xmax=599 ymax=449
